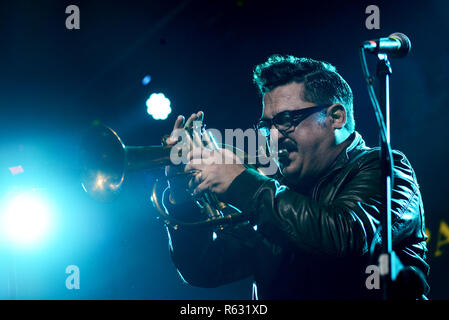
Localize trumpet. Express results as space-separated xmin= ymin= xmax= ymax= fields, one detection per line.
xmin=80 ymin=123 xmax=273 ymax=229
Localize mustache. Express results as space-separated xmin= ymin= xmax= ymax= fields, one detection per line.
xmin=278 ymin=139 xmax=297 ymax=152
xmin=274 ymin=140 xmax=297 ymax=161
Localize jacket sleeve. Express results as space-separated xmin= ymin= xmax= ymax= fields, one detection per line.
xmin=224 ymin=150 xmax=424 ymax=258
xmin=163 ymin=188 xmax=267 ymax=288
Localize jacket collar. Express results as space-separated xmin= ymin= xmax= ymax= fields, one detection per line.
xmin=330 ymin=131 xmax=369 ymax=171
xmin=288 ymin=131 xmax=369 ymax=193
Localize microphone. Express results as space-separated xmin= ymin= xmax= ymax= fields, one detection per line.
xmin=362 ymin=32 xmax=411 ymax=58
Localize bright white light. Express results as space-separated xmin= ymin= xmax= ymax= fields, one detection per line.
xmin=146 ymin=93 xmax=172 ymax=120
xmin=1 ymin=193 xmax=52 ymax=247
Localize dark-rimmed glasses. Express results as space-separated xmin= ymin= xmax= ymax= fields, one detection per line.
xmin=255 ymin=105 xmax=330 ymax=137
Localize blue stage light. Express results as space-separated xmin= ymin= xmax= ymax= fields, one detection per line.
xmin=146 ymin=93 xmax=172 ymax=120
xmin=142 ymin=75 xmax=152 ymax=86
xmin=1 ymin=192 xmax=52 ymax=248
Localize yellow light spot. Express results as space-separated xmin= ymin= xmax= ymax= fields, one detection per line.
xmin=435 ymin=220 xmax=449 ymax=257
xmin=94 ymin=174 xmax=106 ymax=191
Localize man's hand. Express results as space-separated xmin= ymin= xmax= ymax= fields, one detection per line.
xmin=165 ymin=111 xmax=203 ymax=204
xmin=185 ymin=147 xmax=246 ymax=196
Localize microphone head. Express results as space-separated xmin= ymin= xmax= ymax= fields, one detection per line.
xmin=389 ymin=32 xmax=411 ymax=58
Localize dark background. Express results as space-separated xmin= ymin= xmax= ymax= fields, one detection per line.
xmin=0 ymin=0 xmax=448 ymax=299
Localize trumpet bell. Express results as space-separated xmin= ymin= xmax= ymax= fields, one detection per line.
xmin=80 ymin=123 xmax=173 ymax=202
xmin=80 ymin=124 xmax=127 ymax=202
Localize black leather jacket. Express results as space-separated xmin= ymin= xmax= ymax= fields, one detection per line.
xmin=164 ymin=132 xmax=429 ymax=299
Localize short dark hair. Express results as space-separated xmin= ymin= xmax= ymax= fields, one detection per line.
xmin=253 ymin=54 xmax=355 ymax=133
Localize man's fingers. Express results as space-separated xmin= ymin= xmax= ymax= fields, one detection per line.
xmin=166 ymin=110 xmax=205 ymax=156
xmin=187 ymin=147 xmax=214 ymax=161
xmin=196 ymin=111 xmax=204 ymax=123
xmin=165 ymin=115 xmax=185 ymax=146
xmin=166 ymin=110 xmax=204 ymax=147
xmin=185 ymin=162 xmax=201 ymax=173
xmin=202 ymin=129 xmax=216 ymax=150
xmin=184 ymin=113 xmax=198 ymax=129
xmin=187 ymin=148 xmax=201 ymax=161
xmin=194 ymin=179 xmax=211 ymax=195
xmin=188 ymin=171 xmax=204 ymax=189
xmin=184 ymin=111 xmax=204 ymax=129
xmin=174 ymin=115 xmax=185 ymax=130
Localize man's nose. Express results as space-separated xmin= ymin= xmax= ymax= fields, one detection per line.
xmin=269 ymin=126 xmax=288 ymax=149
xmin=270 ymin=126 xmax=286 ymax=141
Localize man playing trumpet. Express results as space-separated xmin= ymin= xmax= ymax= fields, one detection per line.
xmin=163 ymin=55 xmax=429 ymax=299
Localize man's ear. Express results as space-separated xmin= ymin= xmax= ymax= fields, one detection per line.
xmin=328 ymin=104 xmax=347 ymax=129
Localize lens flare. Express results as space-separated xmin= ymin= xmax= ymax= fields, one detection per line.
xmin=1 ymin=192 xmax=52 ymax=247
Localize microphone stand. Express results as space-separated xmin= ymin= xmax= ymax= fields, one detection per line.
xmin=360 ymin=50 xmax=404 ymax=300
xmin=361 ymin=36 xmax=427 ymax=300
xmin=376 ymin=53 xmax=396 ymax=300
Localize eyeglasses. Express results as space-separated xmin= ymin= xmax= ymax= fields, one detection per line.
xmin=255 ymin=105 xmax=330 ymax=137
